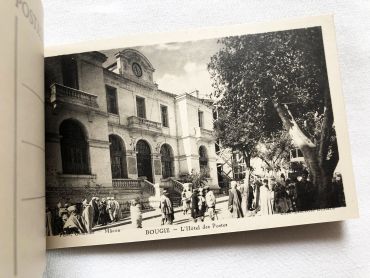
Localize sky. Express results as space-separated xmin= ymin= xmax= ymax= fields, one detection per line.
xmin=101 ymin=38 xmax=222 ymax=98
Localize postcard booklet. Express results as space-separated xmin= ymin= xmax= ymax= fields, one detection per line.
xmin=0 ymin=0 xmax=358 ymax=277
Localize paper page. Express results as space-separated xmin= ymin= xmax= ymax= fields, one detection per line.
xmin=0 ymin=0 xmax=45 ymax=277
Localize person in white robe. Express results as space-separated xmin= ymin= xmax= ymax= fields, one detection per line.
xmin=64 ymin=205 xmax=86 ymax=234
xmin=259 ymin=179 xmax=274 ymax=215
xmin=111 ymin=198 xmax=121 ymax=222
xmin=130 ymin=199 xmax=142 ymax=228
xmin=81 ymin=199 xmax=94 ymax=233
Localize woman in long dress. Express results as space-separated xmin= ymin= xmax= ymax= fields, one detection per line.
xmin=259 ymin=179 xmax=274 ymax=215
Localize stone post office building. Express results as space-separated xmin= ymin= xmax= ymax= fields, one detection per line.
xmin=45 ymin=49 xmax=218 ymax=208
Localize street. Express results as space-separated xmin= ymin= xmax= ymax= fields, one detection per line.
xmin=94 ymin=196 xmax=233 ymax=233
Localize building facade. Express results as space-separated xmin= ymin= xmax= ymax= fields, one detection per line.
xmin=45 ymin=49 xmax=218 ymax=206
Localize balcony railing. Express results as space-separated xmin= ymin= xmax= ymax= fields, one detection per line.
xmin=127 ymin=116 xmax=162 ymax=133
xmin=195 ymin=127 xmax=214 ymax=140
xmin=50 ymin=83 xmax=99 ymax=108
xmin=200 ymin=127 xmax=214 ymax=138
xmin=112 ymin=178 xmax=141 ymax=189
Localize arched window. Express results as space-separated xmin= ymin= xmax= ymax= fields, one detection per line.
xmin=109 ymin=135 xmax=128 ymax=178
xmin=160 ymin=144 xmax=174 ymax=178
xmin=199 ymin=145 xmax=209 ymax=175
xmin=136 ymin=140 xmax=153 ymax=182
xmin=59 ymin=119 xmax=89 ymax=174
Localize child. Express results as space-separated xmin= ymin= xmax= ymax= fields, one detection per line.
xmin=130 ymin=199 xmax=142 ymax=228
xmin=181 ymin=189 xmax=189 ymax=215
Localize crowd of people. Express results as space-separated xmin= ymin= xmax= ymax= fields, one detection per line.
xmin=46 ymin=196 xmax=122 ymax=236
xmin=157 ymin=186 xmax=217 ymax=225
xmin=227 ymin=171 xmax=346 ymax=218
xmin=46 ymin=171 xmax=346 ymax=234
xmin=188 ymin=186 xmax=217 ymax=222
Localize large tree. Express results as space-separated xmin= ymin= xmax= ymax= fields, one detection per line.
xmin=209 ymin=27 xmax=338 ymax=208
xmin=256 ymin=131 xmax=293 ymax=177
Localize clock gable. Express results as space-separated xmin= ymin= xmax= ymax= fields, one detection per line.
xmin=115 ymin=49 xmax=155 ymax=84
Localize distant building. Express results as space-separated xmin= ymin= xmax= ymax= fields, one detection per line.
xmin=45 ymin=49 xmax=218 ymax=207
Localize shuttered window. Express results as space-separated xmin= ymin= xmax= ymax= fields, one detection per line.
xmin=136 ymin=96 xmax=146 ymax=118
xmin=106 ymin=85 xmax=118 ymax=114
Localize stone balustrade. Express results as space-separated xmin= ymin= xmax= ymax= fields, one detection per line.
xmin=50 ymin=83 xmax=99 ymax=108
xmin=160 ymin=178 xmax=184 ymax=194
xmin=127 ymin=116 xmax=162 ymax=134
xmin=170 ymin=178 xmax=184 ymax=194
xmin=112 ymin=178 xmax=141 ymax=189
xmin=143 ymin=179 xmax=156 ymax=196
xmin=200 ymin=127 xmax=214 ymax=138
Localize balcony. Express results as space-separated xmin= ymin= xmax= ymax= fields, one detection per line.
xmin=195 ymin=127 xmax=215 ymax=141
xmin=127 ymin=116 xmax=162 ymax=135
xmin=49 ymin=83 xmax=99 ymax=110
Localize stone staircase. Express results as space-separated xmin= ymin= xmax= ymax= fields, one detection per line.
xmin=160 ymin=177 xmax=184 ymax=207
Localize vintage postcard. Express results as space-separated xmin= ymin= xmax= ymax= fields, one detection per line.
xmin=44 ymin=15 xmax=358 ymax=249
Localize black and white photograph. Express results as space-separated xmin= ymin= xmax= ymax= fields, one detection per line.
xmin=44 ymin=19 xmax=355 ymax=247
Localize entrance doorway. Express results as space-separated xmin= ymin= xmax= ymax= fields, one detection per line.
xmin=136 ymin=140 xmax=153 ymax=182
xmin=160 ymin=144 xmax=174 ymax=179
xmin=109 ymin=134 xmax=128 ymax=178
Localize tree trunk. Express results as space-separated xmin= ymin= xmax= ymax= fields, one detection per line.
xmin=274 ymin=101 xmax=331 ymax=208
xmin=242 ymin=152 xmax=251 ymax=187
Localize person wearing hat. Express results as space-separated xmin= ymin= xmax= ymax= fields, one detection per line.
xmin=259 ymin=179 xmax=274 ymax=215
xmin=98 ymin=198 xmax=109 ymax=226
xmin=130 ymin=199 xmax=142 ymax=228
xmin=198 ymin=189 xmax=206 ymax=221
xmin=159 ymin=190 xmax=167 ymax=225
xmin=63 ymin=205 xmax=86 ymax=234
xmin=239 ymin=180 xmax=248 ymax=217
xmin=81 ymin=199 xmax=94 ymax=233
xmin=181 ymin=189 xmax=189 ymax=215
xmin=330 ymin=172 xmax=345 ymax=208
xmin=89 ymin=197 xmax=99 ymax=227
xmin=113 ymin=197 xmax=121 ymax=222
xmin=205 ymin=186 xmax=216 ymax=221
xmin=228 ymin=181 xmax=243 ymax=218
xmin=296 ymin=169 xmax=316 ymax=211
xmin=51 ymin=201 xmax=64 ymax=235
xmin=274 ymin=179 xmax=289 ymax=214
xmin=191 ymin=188 xmax=200 ymax=222
xmin=159 ymin=190 xmax=174 ymax=225
xmin=107 ymin=197 xmax=115 ymax=223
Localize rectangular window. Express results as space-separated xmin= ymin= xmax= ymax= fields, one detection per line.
xmin=61 ymin=55 xmax=79 ymax=89
xmin=161 ymin=105 xmax=169 ymax=127
xmin=198 ymin=110 xmax=204 ymax=128
xmin=106 ymin=85 xmax=118 ymax=114
xmin=136 ymin=96 xmax=146 ymax=118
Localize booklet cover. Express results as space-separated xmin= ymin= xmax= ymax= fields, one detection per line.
xmin=0 ymin=0 xmax=358 ymax=275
